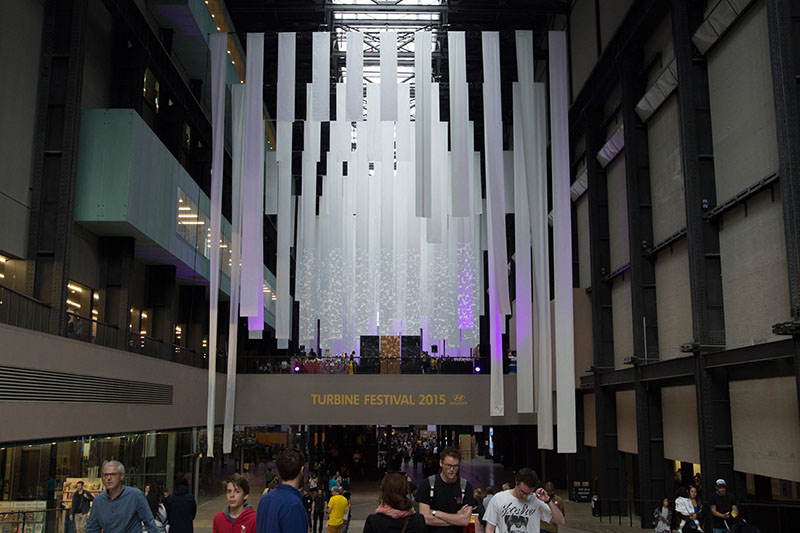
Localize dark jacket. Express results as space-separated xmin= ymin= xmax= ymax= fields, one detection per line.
xmin=71 ymin=490 xmax=94 ymax=516
xmin=164 ymin=484 xmax=197 ymax=533
xmin=363 ymin=513 xmax=426 ymax=533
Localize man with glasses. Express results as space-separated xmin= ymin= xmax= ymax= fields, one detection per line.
xmin=415 ymin=446 xmax=475 ymax=532
xmin=483 ymin=468 xmax=565 ymax=533
xmin=86 ymin=460 xmax=160 ymax=533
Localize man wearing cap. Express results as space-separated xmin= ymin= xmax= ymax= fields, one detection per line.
xmin=710 ymin=479 xmax=738 ymax=533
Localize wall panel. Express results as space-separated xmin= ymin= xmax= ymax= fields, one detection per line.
xmin=82 ymin=0 xmax=114 ymax=109
xmin=707 ymin=0 xmax=778 ymax=202
xmin=661 ymin=385 xmax=699 ymax=464
xmin=654 ymin=240 xmax=692 ymax=360
xmin=584 ymin=393 xmax=597 ymax=447
xmin=599 ymin=0 xmax=636 ymax=50
xmin=730 ymin=377 xmax=800 ymax=482
xmin=648 ymin=96 xmax=685 ymax=243
xmin=607 ymin=153 xmax=629 ymax=270
xmin=719 ymin=188 xmax=790 ymax=348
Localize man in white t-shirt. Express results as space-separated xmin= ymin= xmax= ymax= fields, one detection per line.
xmin=483 ymin=468 xmax=565 ymax=533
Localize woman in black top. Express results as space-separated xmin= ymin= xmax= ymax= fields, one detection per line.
xmin=363 ymin=473 xmax=426 ymax=533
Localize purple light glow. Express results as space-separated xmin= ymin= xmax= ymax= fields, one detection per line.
xmin=294 ymin=366 xmax=300 ymax=373
xmin=474 ymin=366 xmax=481 ymax=373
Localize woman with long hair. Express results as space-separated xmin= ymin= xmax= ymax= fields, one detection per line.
xmin=146 ymin=488 xmax=168 ymax=533
xmin=363 ymin=473 xmax=426 ymax=533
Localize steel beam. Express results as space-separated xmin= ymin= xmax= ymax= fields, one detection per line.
xmin=766 ymin=0 xmax=800 ymax=426
xmin=672 ymin=0 xmax=731 ymax=514
xmin=26 ymin=0 xmax=88 ymax=336
xmin=585 ymin=101 xmax=623 ymax=513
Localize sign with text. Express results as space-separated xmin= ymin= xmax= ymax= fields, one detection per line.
xmin=236 ymin=374 xmax=539 ymax=426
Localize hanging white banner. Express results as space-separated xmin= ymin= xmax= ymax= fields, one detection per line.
xmin=276 ymin=158 xmax=293 ymax=339
xmin=512 ymin=84 xmax=534 ymax=414
xmin=223 ymin=83 xmax=245 ymax=455
xmin=549 ymin=31 xmax=577 ymax=453
xmin=346 ymin=32 xmax=364 ymax=122
xmin=311 ymin=32 xmax=330 ymax=122
xmin=396 ymin=84 xmax=412 ymax=162
xmin=380 ymin=31 xmax=398 ymax=122
xmin=206 ymin=33 xmax=227 ymax=457
xmin=414 ymin=31 xmax=432 ymax=218
xmin=482 ymin=31 xmax=511 ymax=317
xmin=248 ymin=118 xmax=266 ymax=333
xmin=448 ymin=31 xmax=471 ymax=217
xmin=240 ymin=33 xmax=265 ymax=317
xmin=265 ymin=150 xmax=278 ymax=215
xmin=277 ymin=32 xmax=296 ymax=123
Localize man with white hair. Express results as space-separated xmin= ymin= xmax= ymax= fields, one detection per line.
xmin=86 ymin=460 xmax=160 ymax=533
xmin=325 ymin=485 xmax=349 ymax=533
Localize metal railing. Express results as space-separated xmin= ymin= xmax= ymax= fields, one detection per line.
xmin=0 ymin=508 xmax=68 ymax=533
xmin=246 ymin=355 xmax=482 ymax=375
xmin=0 ymin=284 xmax=51 ymax=333
xmin=66 ymin=311 xmax=119 ymax=348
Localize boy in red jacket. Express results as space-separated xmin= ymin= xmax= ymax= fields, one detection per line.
xmin=213 ymin=474 xmax=257 ymax=533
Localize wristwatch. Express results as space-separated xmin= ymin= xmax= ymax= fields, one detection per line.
xmin=432 ymin=510 xmax=437 ymax=517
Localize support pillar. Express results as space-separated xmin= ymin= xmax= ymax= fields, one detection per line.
xmin=585 ymin=102 xmax=624 ymax=514
xmin=146 ymin=265 xmax=177 ymax=358
xmin=100 ymin=237 xmax=135 ymax=351
xmin=26 ymin=0 xmax=88 ymax=336
xmin=672 ymin=0 xmax=731 ymax=509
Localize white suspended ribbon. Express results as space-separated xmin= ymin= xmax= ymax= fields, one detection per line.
xmin=311 ymin=32 xmax=330 ymax=122
xmin=277 ymin=32 xmax=295 ymax=123
xmin=414 ymin=31 xmax=433 ymax=218
xmin=380 ymin=31 xmax=398 ymax=122
xmin=549 ymin=30 xmax=577 ymax=453
xmin=346 ymin=32 xmax=364 ymax=122
xmin=206 ymin=33 xmax=227 ymax=457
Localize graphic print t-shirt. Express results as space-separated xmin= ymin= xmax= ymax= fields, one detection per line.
xmin=483 ymin=490 xmax=552 ymax=533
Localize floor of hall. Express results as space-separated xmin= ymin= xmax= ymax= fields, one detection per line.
xmin=194 ymin=457 xmax=642 ymax=533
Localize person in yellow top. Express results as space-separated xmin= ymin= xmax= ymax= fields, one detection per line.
xmin=326 ymin=486 xmax=349 ymax=533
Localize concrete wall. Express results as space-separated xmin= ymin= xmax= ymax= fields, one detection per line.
xmin=648 ymin=96 xmax=685 ymax=243
xmin=569 ymin=0 xmax=598 ymax=101
xmin=655 ymin=240 xmax=693 ymax=360
xmin=82 ymin=0 xmax=114 ymax=110
xmin=730 ymin=377 xmax=800 ymax=482
xmin=607 ymin=153 xmax=629 ymax=271
xmin=643 ymin=14 xmax=675 ymax=87
xmin=707 ymin=0 xmax=778 ymax=202
xmin=616 ymin=389 xmax=638 ymax=454
xmin=576 ymin=195 xmax=591 ymax=289
xmin=0 ymin=323 xmax=226 ymax=444
xmin=0 ymin=0 xmax=44 ymax=258
xmin=612 ymin=275 xmax=633 ymax=368
xmin=599 ymin=0 xmax=636 ymax=51
xmin=661 ymin=385 xmax=699 ymax=464
xmin=719 ymin=188 xmax=790 ymax=348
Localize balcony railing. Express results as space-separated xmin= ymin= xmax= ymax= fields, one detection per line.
xmin=0 ymin=284 xmax=51 ymax=333
xmin=0 ymin=283 xmax=209 ymax=370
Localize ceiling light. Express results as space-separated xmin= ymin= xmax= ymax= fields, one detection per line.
xmin=0 ymin=255 xmax=7 ymax=263
xmin=93 ymin=293 xmax=99 ymax=300
xmin=92 ymin=309 xmax=98 ymax=315
xmin=179 ymin=206 xmax=192 ymax=211
xmin=178 ymin=213 xmax=198 ymax=218
xmin=0 ymin=273 xmax=4 ymax=279
xmin=68 ymin=283 xmax=83 ymax=293
xmin=66 ymin=299 xmax=81 ymax=308
xmin=141 ymin=312 xmax=148 ymax=319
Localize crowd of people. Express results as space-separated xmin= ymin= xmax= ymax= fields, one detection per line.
xmin=653 ymin=477 xmax=739 ymax=533
xmin=72 ymin=444 xmax=570 ymax=533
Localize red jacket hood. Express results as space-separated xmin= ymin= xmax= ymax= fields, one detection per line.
xmin=213 ymin=505 xmax=257 ymax=533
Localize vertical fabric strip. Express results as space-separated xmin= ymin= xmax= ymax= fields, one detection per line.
xmin=549 ymin=31 xmax=577 ymax=453
xmin=277 ymin=33 xmax=296 ymax=123
xmin=311 ymin=32 xmax=330 ymax=122
xmin=448 ymin=31 xmax=471 ymax=217
xmin=414 ymin=31 xmax=432 ymax=218
xmin=380 ymin=31 xmax=398 ymax=121
xmin=223 ymin=84 xmax=245 ymax=455
xmin=482 ymin=31 xmax=509 ymax=416
xmin=265 ymin=151 xmax=278 ymax=214
xmin=207 ymin=33 xmax=227 ymax=457
xmin=346 ymin=32 xmax=364 ymax=122
xmin=240 ymin=33 xmax=265 ymax=317
xmin=512 ymin=83 xmax=534 ymax=414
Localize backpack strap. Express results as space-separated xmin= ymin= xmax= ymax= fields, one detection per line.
xmin=460 ymin=478 xmax=467 ymax=501
xmin=428 ymin=475 xmax=436 ymax=501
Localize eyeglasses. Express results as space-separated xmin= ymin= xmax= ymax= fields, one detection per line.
xmin=517 ymin=486 xmax=533 ymax=498
xmin=103 ymin=472 xmax=121 ymax=478
xmin=441 ymin=463 xmax=460 ymax=470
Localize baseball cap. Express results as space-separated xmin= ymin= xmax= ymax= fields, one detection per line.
xmin=715 ymin=479 xmax=726 ymax=486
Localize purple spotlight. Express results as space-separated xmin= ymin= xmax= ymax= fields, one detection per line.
xmin=294 ymin=365 xmax=301 ymax=373
xmin=474 ymin=366 xmax=481 ymax=373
